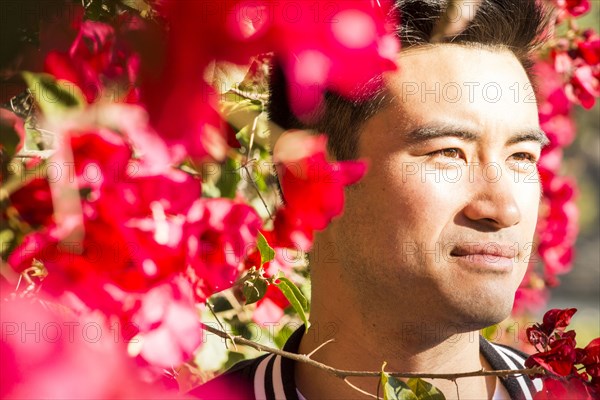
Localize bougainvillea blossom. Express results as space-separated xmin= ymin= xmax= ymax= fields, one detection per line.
xmin=273 ymin=133 xmax=367 ymax=251
xmin=185 ymin=198 xmax=262 ymax=301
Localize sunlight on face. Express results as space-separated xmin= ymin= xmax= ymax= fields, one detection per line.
xmin=331 ymin=45 xmax=543 ymax=330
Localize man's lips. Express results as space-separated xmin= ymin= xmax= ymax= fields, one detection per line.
xmin=450 ymin=243 xmax=518 ymax=259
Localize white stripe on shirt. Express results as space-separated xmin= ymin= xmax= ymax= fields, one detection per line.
xmin=272 ymin=356 xmax=287 ymax=399
xmin=494 ymin=345 xmax=543 ymax=392
xmin=491 ymin=343 xmax=533 ymax=400
xmin=254 ymin=354 xmax=275 ymax=400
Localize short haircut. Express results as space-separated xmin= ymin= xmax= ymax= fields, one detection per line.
xmin=267 ymin=0 xmax=549 ymax=160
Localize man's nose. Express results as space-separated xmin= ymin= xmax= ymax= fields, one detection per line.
xmin=462 ymin=165 xmax=521 ymax=229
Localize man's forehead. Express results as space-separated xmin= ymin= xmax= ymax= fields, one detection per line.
xmin=357 ymin=44 xmax=543 ymax=153
xmin=387 ymin=44 xmax=530 ymax=90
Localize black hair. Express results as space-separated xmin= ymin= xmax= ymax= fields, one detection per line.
xmin=267 ymin=0 xmax=549 ymax=160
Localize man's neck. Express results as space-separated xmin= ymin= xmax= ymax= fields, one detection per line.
xmin=295 ymin=305 xmax=497 ymax=399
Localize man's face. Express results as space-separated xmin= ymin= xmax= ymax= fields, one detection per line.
xmin=328 ymin=45 xmax=545 ymax=329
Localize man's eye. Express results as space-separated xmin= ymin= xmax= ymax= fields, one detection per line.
xmin=429 ymin=148 xmax=463 ymax=159
xmin=510 ymin=152 xmax=538 ymax=163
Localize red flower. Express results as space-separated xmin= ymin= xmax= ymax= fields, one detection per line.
xmin=8 ymin=169 xmax=199 ymax=304
xmin=9 ymin=128 xmax=130 ymax=228
xmin=537 ymin=169 xmax=579 ymax=282
xmin=273 ymin=133 xmax=367 ymax=251
xmin=579 ymin=338 xmax=600 ymax=386
xmin=144 ymin=0 xmax=400 ymax=161
xmin=45 ymin=19 xmax=140 ymax=103
xmin=569 ymin=65 xmax=600 ymax=109
xmin=185 ymin=198 xmax=262 ymax=301
xmin=9 ymin=178 xmax=54 ymax=227
xmin=577 ymin=30 xmax=600 ymax=66
xmin=541 ymin=308 xmax=578 ymax=335
xmin=554 ymin=0 xmax=591 ymax=17
xmin=69 ymin=129 xmax=133 ymax=191
xmin=533 ymin=377 xmax=592 ymax=400
xmin=527 ymin=332 xmax=578 ymax=376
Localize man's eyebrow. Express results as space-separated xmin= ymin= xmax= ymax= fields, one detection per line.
xmin=403 ymin=125 xmax=550 ymax=147
xmin=506 ymin=128 xmax=550 ymax=148
xmin=403 ymin=125 xmax=479 ymax=146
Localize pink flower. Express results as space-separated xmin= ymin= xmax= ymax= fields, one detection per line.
xmin=534 ymin=62 xmax=571 ymax=120
xmin=268 ymin=0 xmax=400 ymax=119
xmin=185 ymin=198 xmax=262 ymax=301
xmin=1 ymin=297 xmax=174 ymax=399
xmin=513 ymin=285 xmax=549 ymax=316
xmin=538 ymin=144 xmax=564 ymax=173
xmin=131 ymin=277 xmax=203 ymax=368
xmin=541 ymin=114 xmax=576 ymax=148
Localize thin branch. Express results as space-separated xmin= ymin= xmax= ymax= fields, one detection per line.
xmin=242 ymin=164 xmax=273 ymax=219
xmin=201 ymin=323 xmax=545 ymax=380
xmin=244 ymin=114 xmax=260 ymax=165
xmin=205 ymin=301 xmax=237 ymax=351
xmin=343 ymin=377 xmax=379 ymax=399
xmin=229 ymin=87 xmax=269 ymax=102
xmin=307 ymin=338 xmax=335 ymax=358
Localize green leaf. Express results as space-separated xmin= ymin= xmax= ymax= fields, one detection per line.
xmin=275 ymin=276 xmax=310 ymax=330
xmin=0 ymin=120 xmax=21 ymax=157
xmin=407 ymin=378 xmax=446 ymax=400
xmin=256 ymin=231 xmax=275 ymax=265
xmin=243 ymin=277 xmax=268 ymax=305
xmin=22 ymin=73 xmax=85 ymax=118
xmin=380 ymin=371 xmax=418 ymax=400
xmin=215 ymin=157 xmax=241 ymax=199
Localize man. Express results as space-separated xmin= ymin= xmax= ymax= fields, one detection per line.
xmin=192 ymin=0 xmax=549 ymax=398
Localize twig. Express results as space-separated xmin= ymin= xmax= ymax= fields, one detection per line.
xmin=201 ymin=323 xmax=545 ymax=380
xmin=307 ymin=338 xmax=335 ymax=358
xmin=343 ymin=377 xmax=378 ymax=399
xmin=242 ymin=164 xmax=273 ymax=219
xmin=205 ymin=301 xmax=237 ymax=351
xmin=244 ymin=114 xmax=260 ymax=165
xmin=229 ymin=87 xmax=269 ymax=102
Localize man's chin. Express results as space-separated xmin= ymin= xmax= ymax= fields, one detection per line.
xmin=442 ymin=293 xmax=515 ymax=332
